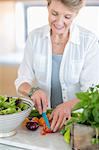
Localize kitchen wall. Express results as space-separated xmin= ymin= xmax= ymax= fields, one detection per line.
xmin=0 ymin=0 xmax=18 ymax=96
xmin=0 ymin=0 xmax=16 ymax=54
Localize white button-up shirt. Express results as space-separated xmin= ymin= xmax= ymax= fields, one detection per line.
xmin=15 ymin=24 xmax=99 ymax=107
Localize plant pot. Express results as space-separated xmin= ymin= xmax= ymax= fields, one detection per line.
xmin=71 ymin=123 xmax=99 ymax=150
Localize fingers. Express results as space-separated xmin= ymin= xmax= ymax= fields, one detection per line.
xmin=51 ymin=111 xmax=59 ymax=131
xmin=41 ymin=97 xmax=48 ymax=113
xmin=50 ymin=107 xmax=71 ymax=132
xmin=51 ymin=110 xmax=67 ymax=132
xmin=52 ymin=113 xmax=64 ymax=132
xmin=59 ymin=116 xmax=67 ymax=130
xmin=35 ymin=95 xmax=43 ymax=114
xmin=31 ymin=90 xmax=48 ymax=114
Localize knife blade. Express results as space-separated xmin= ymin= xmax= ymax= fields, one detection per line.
xmin=42 ymin=112 xmax=51 ymax=129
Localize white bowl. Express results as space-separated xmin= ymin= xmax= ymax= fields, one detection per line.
xmin=0 ymin=97 xmax=33 ymax=137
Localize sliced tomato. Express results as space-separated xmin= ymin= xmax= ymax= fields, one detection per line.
xmin=41 ymin=124 xmax=53 ymax=135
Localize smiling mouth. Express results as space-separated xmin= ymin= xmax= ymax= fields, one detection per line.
xmin=54 ymin=25 xmax=64 ymax=30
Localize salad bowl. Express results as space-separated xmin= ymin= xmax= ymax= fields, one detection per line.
xmin=0 ymin=96 xmax=33 ymax=137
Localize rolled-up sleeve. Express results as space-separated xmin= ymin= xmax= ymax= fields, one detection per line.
xmin=15 ymin=33 xmax=35 ymax=91
xmin=80 ymin=36 xmax=99 ymax=91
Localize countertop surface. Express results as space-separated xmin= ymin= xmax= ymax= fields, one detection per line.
xmin=0 ymin=126 xmax=72 ymax=150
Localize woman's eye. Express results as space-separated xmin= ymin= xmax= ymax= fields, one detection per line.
xmin=52 ymin=12 xmax=58 ymax=16
xmin=65 ymin=16 xmax=71 ymax=19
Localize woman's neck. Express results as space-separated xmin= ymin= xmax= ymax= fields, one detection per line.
xmin=51 ymin=31 xmax=70 ymax=46
xmin=51 ymin=31 xmax=70 ymax=55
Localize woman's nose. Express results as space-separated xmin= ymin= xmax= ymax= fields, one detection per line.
xmin=56 ymin=16 xmax=64 ymax=25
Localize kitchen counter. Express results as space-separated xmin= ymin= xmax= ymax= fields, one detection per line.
xmin=0 ymin=144 xmax=24 ymax=150
xmin=0 ymin=126 xmax=72 ymax=150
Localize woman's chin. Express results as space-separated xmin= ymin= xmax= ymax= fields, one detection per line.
xmin=53 ymin=30 xmax=65 ymax=35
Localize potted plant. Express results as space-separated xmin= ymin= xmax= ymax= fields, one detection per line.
xmin=60 ymin=85 xmax=99 ymax=150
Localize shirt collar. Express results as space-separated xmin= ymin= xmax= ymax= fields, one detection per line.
xmin=42 ymin=25 xmax=51 ymax=39
xmin=69 ymin=22 xmax=80 ymax=45
xmin=43 ymin=23 xmax=80 ymax=45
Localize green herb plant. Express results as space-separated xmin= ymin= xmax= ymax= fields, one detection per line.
xmin=60 ymin=84 xmax=99 ymax=144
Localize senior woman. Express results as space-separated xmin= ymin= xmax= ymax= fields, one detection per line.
xmin=15 ymin=0 xmax=99 ymax=132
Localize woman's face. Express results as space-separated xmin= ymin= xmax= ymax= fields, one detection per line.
xmin=48 ymin=0 xmax=77 ymax=35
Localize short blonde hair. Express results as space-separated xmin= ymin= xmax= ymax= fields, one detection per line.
xmin=47 ymin=0 xmax=85 ymax=12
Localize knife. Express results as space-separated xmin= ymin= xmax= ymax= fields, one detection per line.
xmin=42 ymin=112 xmax=51 ymax=129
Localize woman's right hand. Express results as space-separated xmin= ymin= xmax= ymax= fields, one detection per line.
xmin=30 ymin=89 xmax=48 ymax=114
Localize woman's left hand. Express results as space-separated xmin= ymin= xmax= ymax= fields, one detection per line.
xmin=50 ymin=102 xmax=72 ymax=132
